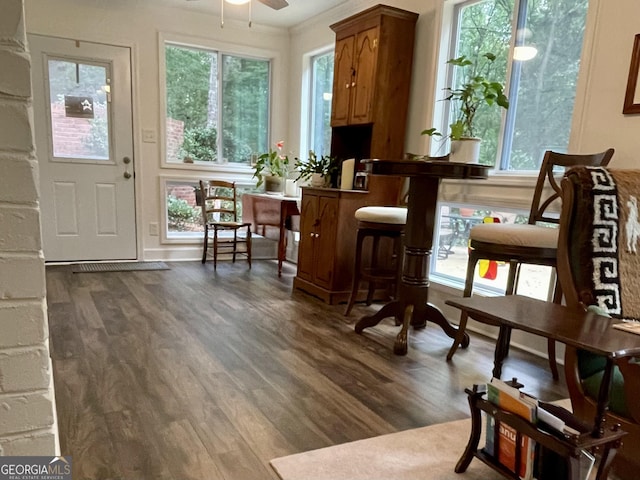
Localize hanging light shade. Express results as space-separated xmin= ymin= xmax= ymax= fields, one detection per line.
xmin=513 ymin=46 xmax=538 ymax=61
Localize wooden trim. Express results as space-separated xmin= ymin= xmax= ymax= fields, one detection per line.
xmin=623 ymin=33 xmax=640 ymax=114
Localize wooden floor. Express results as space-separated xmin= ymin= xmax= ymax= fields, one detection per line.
xmin=46 ymin=260 xmax=567 ymax=480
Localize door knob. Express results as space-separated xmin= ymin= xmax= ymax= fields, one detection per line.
xmin=124 ymin=171 xmax=132 ymax=179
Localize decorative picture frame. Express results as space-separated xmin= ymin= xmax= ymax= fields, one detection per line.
xmin=623 ymin=33 xmax=640 ymax=114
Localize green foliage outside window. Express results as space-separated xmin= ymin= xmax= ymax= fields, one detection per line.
xmin=180 ymin=126 xmax=217 ymax=162
xmin=167 ymin=195 xmax=199 ymax=230
xmin=165 ymin=44 xmax=269 ymax=164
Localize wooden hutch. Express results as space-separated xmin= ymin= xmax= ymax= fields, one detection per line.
xmin=293 ymin=5 xmax=418 ymax=304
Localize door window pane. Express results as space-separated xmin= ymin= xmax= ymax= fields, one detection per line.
xmin=47 ymin=59 xmax=110 ymax=161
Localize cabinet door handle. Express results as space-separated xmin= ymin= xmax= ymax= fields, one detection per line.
xmin=310 ymin=232 xmax=315 ymax=238
xmin=315 ymin=233 xmax=320 ymax=238
xmin=345 ymin=83 xmax=350 ymax=89
xmin=351 ymin=81 xmax=356 ymax=87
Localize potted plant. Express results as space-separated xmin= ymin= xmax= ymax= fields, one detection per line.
xmin=294 ymin=150 xmax=339 ymax=187
xmin=253 ymin=140 xmax=290 ymax=194
xmin=422 ymin=53 xmax=509 ymax=163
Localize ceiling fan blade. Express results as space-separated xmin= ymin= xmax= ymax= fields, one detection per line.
xmin=257 ymin=0 xmax=289 ymax=10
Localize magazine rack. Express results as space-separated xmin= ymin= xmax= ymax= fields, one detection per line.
xmin=458 ymin=384 xmax=625 ymax=480
xmin=446 ymin=295 xmax=640 ymax=480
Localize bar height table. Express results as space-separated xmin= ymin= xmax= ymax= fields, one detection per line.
xmin=355 ymin=158 xmax=489 ymax=355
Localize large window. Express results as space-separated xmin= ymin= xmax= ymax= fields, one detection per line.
xmin=308 ymin=50 xmax=334 ymax=157
xmin=164 ymin=43 xmax=270 ymax=165
xmin=446 ymin=0 xmax=589 ymax=170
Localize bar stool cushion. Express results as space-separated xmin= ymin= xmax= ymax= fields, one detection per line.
xmin=355 ymin=206 xmax=407 ymax=225
xmin=470 ymin=223 xmax=558 ymax=249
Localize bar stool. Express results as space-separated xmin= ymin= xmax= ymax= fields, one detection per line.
xmin=344 ymin=206 xmax=407 ymax=316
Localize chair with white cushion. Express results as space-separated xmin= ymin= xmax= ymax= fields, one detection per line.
xmin=446 ymin=148 xmax=615 ymax=378
xmin=344 ymin=206 xmax=407 ymax=316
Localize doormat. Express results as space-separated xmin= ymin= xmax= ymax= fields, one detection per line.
xmin=71 ymin=262 xmax=170 ymax=273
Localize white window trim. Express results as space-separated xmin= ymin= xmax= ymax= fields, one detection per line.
xmin=158 ymin=31 xmax=280 ymax=175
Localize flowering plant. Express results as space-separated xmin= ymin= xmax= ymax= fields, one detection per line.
xmin=253 ymin=140 xmax=290 ymax=187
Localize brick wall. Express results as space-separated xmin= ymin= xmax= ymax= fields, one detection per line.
xmin=0 ymin=0 xmax=59 ymax=455
xmin=50 ymin=102 xmax=106 ymax=157
xmin=166 ymin=117 xmax=184 ymax=162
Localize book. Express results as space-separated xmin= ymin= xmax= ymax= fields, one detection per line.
xmin=496 ymin=421 xmax=534 ymax=479
xmin=487 ymin=378 xmax=538 ymax=422
xmin=488 ymin=378 xmax=537 ymax=479
xmin=484 ymin=412 xmax=496 ymax=457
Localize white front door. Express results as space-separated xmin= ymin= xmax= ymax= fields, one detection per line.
xmin=30 ymin=35 xmax=137 ymax=261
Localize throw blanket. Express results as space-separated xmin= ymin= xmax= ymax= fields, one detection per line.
xmin=569 ymin=167 xmax=640 ymax=320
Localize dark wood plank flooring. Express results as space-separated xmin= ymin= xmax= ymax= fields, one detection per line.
xmin=46 ymin=260 xmax=567 ymax=480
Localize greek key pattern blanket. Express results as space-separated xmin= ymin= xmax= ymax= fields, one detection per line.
xmin=575 ymin=167 xmax=640 ymax=320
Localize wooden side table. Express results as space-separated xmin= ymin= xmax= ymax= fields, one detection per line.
xmin=241 ymin=193 xmax=300 ymax=276
xmin=447 ymin=294 xmax=640 ymax=479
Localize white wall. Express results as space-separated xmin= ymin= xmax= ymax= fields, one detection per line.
xmin=0 ymin=0 xmax=59 ymax=455
xmin=572 ymin=0 xmax=640 ymax=167
xmin=24 ymin=0 xmax=291 ymax=261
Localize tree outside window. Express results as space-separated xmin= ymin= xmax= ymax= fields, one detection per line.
xmin=164 ymin=44 xmax=270 ymax=164
xmin=450 ymin=0 xmax=589 ymax=170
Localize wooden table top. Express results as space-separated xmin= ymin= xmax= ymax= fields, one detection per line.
xmin=446 ymin=295 xmax=640 ymax=359
xmin=363 ymin=159 xmax=490 ymax=178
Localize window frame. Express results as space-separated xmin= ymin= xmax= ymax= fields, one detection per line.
xmin=158 ymin=32 xmax=278 ymax=179
xmin=433 ymin=0 xmax=589 ymax=176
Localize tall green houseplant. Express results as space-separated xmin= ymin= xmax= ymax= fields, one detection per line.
xmin=423 ymin=53 xmax=509 ymax=142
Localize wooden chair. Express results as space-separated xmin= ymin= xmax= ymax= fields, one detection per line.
xmin=557 ymin=166 xmax=640 ymax=480
xmin=447 ymin=148 xmax=615 ymax=377
xmin=199 ymin=180 xmax=251 ymax=269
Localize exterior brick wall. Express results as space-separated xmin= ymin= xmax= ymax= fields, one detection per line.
xmin=166 ymin=117 xmax=184 ymax=162
xmin=50 ymin=102 xmax=107 ymax=157
xmin=0 ymin=0 xmax=59 ymax=456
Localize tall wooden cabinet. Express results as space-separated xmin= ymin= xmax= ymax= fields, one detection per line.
xmin=330 ymin=5 xmax=419 ymax=161
xmin=293 ymin=5 xmax=418 ymax=305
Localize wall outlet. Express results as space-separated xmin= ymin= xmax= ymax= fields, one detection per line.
xmin=149 ymin=222 xmax=159 ymax=236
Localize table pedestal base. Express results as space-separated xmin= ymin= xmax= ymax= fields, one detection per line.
xmin=355 ymin=299 xmax=470 ymax=355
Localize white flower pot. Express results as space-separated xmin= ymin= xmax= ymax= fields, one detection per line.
xmin=450 ymin=137 xmax=481 ymax=164
xmin=310 ymin=173 xmax=326 ymax=187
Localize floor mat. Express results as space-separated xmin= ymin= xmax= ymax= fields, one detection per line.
xmin=71 ymin=262 xmax=170 ymax=273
